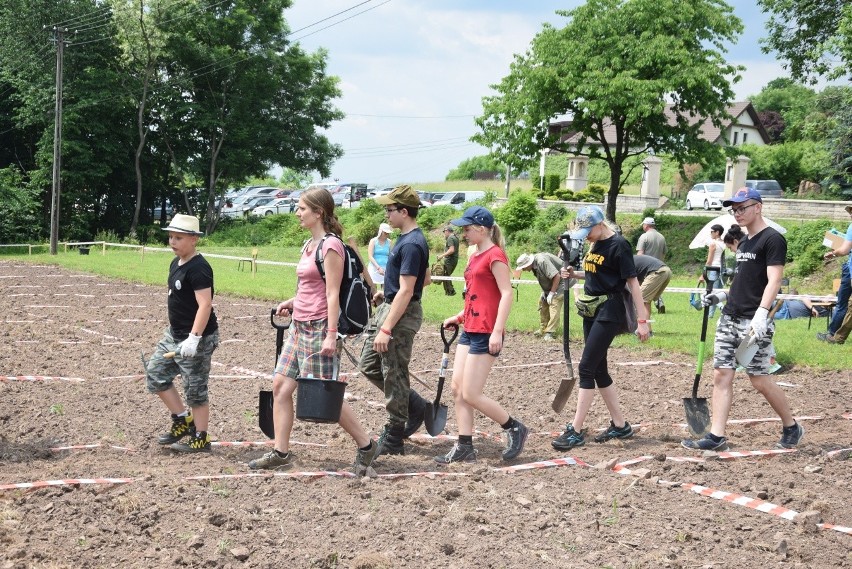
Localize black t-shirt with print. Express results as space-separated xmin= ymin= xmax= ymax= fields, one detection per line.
xmin=723 ymin=227 xmax=786 ymax=319
xmin=167 ymin=254 xmax=218 ymax=340
xmin=581 ymin=234 xmax=636 ymax=322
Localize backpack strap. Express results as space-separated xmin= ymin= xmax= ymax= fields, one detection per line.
xmin=314 ymin=232 xmax=342 ymax=281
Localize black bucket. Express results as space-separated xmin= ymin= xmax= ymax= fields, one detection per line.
xmin=79 ymin=247 xmax=90 ymax=255
xmin=295 ymin=377 xmax=346 ymax=423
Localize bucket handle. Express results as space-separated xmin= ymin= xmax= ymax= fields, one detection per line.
xmin=299 ymin=350 xmax=341 ymax=382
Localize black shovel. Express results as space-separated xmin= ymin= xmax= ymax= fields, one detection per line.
xmin=259 ymin=308 xmax=290 ymax=439
xmin=423 ymin=324 xmax=459 ymax=436
xmin=683 ymin=266 xmax=718 ymax=437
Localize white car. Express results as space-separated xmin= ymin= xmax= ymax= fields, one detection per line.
xmin=221 ymin=195 xmax=274 ymax=218
xmin=685 ymin=183 xmax=724 ymax=211
xmin=431 ymin=191 xmax=485 ymax=209
xmin=252 ymin=197 xmax=294 ymax=216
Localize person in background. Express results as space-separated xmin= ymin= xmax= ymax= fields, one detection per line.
xmin=774 ymin=289 xmax=829 ymax=320
xmin=515 ymin=251 xmax=565 ymax=341
xmin=367 ymin=223 xmax=393 ymax=290
xmin=359 ymin=185 xmax=431 ymax=457
xmin=436 ymin=206 xmax=528 ymax=463
xmin=435 ymin=225 xmax=460 ymax=296
xmin=683 ymin=188 xmax=803 ymax=451
xmin=699 ymin=224 xmax=726 ymax=317
xmin=817 ymin=204 xmax=852 ymax=344
xmin=248 ymin=189 xmax=377 ymax=476
xmin=632 ymin=254 xmax=672 ymax=319
xmin=552 ymin=206 xmax=651 ymax=451
xmin=722 ymin=224 xmax=745 ymax=285
xmin=146 ymin=214 xmax=220 ymax=454
xmin=637 ymin=216 xmax=668 ymax=313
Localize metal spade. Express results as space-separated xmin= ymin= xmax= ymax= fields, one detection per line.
xmin=424 ymin=324 xmax=458 ymax=436
xmin=260 ymin=309 xmax=290 ymax=439
xmin=734 ymin=302 xmax=782 ymax=368
xmin=683 ymin=266 xmax=718 ymax=437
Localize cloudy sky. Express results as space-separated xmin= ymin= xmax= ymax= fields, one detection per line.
xmin=282 ymin=0 xmax=794 ymax=186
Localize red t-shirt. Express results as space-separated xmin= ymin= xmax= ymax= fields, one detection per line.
xmin=462 ymin=245 xmax=509 ymax=333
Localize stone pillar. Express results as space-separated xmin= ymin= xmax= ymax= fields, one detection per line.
xmin=565 ymin=154 xmax=589 ymax=192
xmin=639 ymin=156 xmax=662 ymax=198
xmin=723 ymin=155 xmax=750 ymax=198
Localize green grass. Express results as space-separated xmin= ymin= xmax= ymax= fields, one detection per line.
xmin=3 ymin=247 xmax=847 ymax=370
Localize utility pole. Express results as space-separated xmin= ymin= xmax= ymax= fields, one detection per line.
xmin=49 ymin=27 xmax=69 ymax=255
xmin=504 ymin=164 xmax=511 ymax=198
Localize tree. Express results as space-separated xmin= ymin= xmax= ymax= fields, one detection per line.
xmin=474 ymin=0 xmax=743 ymax=220
xmin=758 ymin=0 xmax=852 ymax=82
xmin=446 ymin=155 xmax=503 ymax=181
xmin=748 ymin=78 xmax=816 ymax=141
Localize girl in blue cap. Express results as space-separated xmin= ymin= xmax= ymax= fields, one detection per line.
xmin=436 ymin=206 xmax=528 ymax=463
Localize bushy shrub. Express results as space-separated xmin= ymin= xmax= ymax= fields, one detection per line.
xmin=785 ymin=220 xmax=832 ymax=277
xmin=586 ymin=184 xmax=607 ymax=200
xmin=494 ymin=191 xmax=538 ymax=234
xmin=417 ymin=205 xmax=456 ymax=232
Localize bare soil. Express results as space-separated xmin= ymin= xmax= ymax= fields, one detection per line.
xmin=1 ymin=260 xmax=850 ymax=569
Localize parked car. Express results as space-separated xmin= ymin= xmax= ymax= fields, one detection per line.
xmin=274 ymin=189 xmax=294 ymax=199
xmin=685 ymin=182 xmax=724 ymax=211
xmin=221 ymin=195 xmax=274 ymax=218
xmin=416 ymin=191 xmax=435 ymax=206
xmin=744 ymin=179 xmax=784 ymax=198
xmin=152 ymin=201 xmax=174 ymax=220
xmin=252 ymin=197 xmax=293 ymax=216
xmin=330 ymin=183 xmax=369 ymax=206
xmin=242 ymin=186 xmax=280 ymax=199
xmin=431 ymin=191 xmax=486 ymax=208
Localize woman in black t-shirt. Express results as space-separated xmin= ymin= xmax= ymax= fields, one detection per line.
xmin=551 ymin=206 xmax=651 ymax=451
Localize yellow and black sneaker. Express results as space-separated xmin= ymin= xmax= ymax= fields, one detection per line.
xmin=170 ymin=430 xmax=211 ymax=453
xmin=157 ymin=413 xmax=195 ymax=445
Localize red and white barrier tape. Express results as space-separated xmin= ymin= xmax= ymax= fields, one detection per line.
xmin=230 ymin=366 xmax=271 ymax=379
xmin=1 ymin=375 xmax=85 ymax=383
xmin=826 ymin=447 xmax=852 ymax=458
xmin=843 ymin=413 xmax=851 ymax=420
xmin=494 ymin=456 xmax=589 ymax=473
xmin=186 ymin=470 xmax=470 ymax=482
xmin=0 ymin=477 xmax=135 ymax=491
xmin=50 ymin=443 xmax=133 ymax=452
xmin=212 ymin=440 xmax=328 ymax=448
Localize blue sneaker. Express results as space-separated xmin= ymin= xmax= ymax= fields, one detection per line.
xmin=552 ymin=424 xmax=585 ymax=451
xmin=681 ymin=433 xmax=728 ymax=451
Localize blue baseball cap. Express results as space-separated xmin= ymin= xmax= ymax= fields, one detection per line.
xmin=569 ymin=205 xmax=605 ymax=240
xmin=722 ymin=187 xmax=762 ymax=207
xmin=450 ymin=205 xmax=494 ymax=228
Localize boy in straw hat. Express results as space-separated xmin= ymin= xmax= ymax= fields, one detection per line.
xmin=144 ymin=214 xmax=220 ymax=453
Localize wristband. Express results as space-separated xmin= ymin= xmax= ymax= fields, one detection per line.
xmin=380 ymin=327 xmax=393 ymax=337
xmin=637 ymin=320 xmax=648 ymax=324
xmin=327 ymin=328 xmax=337 ymax=333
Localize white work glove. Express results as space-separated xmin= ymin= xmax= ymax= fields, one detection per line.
xmin=546 ymin=292 xmax=556 ymax=304
xmin=179 ymin=333 xmax=202 ymax=358
xmin=701 ymin=291 xmax=727 ymax=307
xmin=749 ymin=307 xmax=770 ymax=341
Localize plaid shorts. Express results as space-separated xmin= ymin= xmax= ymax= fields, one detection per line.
xmin=274 ymin=319 xmax=335 ymax=380
xmin=713 ymin=314 xmax=775 ymax=375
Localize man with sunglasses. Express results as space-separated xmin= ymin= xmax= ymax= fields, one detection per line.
xmin=683 ymin=187 xmax=804 ymax=451
xmin=360 ymin=184 xmax=431 ymax=457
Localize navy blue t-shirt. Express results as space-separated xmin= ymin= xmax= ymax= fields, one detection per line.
xmin=383 ymin=227 xmax=429 ymax=302
xmin=167 ymin=254 xmax=218 ymax=340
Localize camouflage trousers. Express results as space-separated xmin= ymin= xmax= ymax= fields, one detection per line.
xmin=145 ymin=327 xmax=219 ymax=407
xmin=713 ymin=314 xmax=775 ymax=375
xmin=359 ymin=299 xmax=423 ymax=425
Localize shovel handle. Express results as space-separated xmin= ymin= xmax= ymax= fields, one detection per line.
xmin=440 ymin=323 xmax=459 ymax=352
xmin=270 ymin=308 xmax=292 ymax=330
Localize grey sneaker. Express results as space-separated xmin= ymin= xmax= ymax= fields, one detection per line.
xmin=681 ymin=433 xmax=729 ymax=451
xmin=502 ymin=421 xmax=529 ymax=460
xmin=552 ymin=424 xmax=585 ymax=451
xmin=594 ymin=420 xmax=634 ymax=443
xmin=157 ymin=413 xmax=195 ymax=445
xmin=248 ymin=450 xmax=294 ymax=471
xmin=354 ymin=442 xmax=378 ymax=477
xmin=776 ymin=422 xmax=804 ymax=449
xmin=434 ymin=443 xmax=477 ymax=464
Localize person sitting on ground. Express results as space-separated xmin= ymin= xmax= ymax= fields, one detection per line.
xmin=514 ymin=251 xmax=567 ymax=341
xmin=774 ymin=289 xmax=829 ymax=320
xmin=632 ymin=254 xmax=672 ymax=319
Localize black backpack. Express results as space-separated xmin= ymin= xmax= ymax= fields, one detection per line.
xmin=313 ymin=234 xmax=372 ymax=335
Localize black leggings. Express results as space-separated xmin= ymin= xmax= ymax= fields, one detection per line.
xmin=578 ymin=318 xmax=620 ymax=389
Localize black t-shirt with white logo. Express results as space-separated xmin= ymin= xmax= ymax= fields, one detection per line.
xmin=167 ymin=254 xmax=218 ymax=340
xmin=723 ymin=227 xmax=786 ymax=319
xmin=582 ymin=234 xmax=636 ymax=322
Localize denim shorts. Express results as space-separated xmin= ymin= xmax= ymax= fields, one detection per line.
xmin=459 ymin=330 xmax=502 ymax=356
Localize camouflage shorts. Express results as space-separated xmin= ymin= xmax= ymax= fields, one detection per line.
xmin=713 ymin=314 xmax=775 ymax=375
xmin=145 ymin=328 xmax=219 ymax=406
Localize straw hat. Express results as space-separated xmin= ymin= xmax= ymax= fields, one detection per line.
xmin=162 ymin=214 xmax=203 ymax=235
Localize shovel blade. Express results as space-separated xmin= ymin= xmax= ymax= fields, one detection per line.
xmin=551 ymin=378 xmax=576 ymax=413
xmin=734 ymin=336 xmax=759 ymax=368
xmin=683 ymin=397 xmax=711 ymax=437
xmin=259 ymin=390 xmax=275 ymax=439
xmin=424 ymin=402 xmax=448 ymax=436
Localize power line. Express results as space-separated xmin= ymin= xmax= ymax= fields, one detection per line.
xmin=290 ymin=0 xmax=391 ymax=42
xmin=348 ymin=113 xmax=475 ymax=119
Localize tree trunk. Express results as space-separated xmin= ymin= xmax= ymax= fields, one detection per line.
xmin=605 ymin=162 xmax=622 ymax=222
